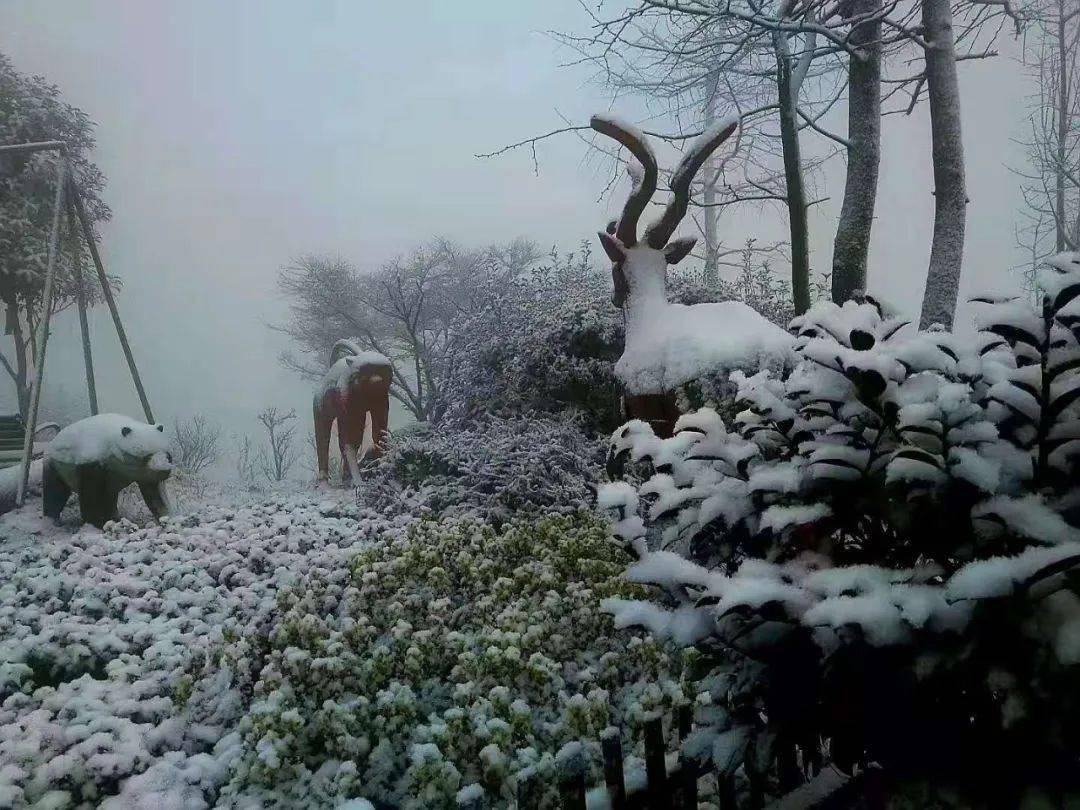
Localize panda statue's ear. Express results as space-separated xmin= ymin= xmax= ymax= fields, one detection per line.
xmin=156 ymin=424 xmax=164 ymax=432
xmin=121 ymin=426 xmax=132 ymax=437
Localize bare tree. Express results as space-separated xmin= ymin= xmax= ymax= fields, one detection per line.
xmin=1015 ymin=0 xmax=1080 ymax=285
xmin=256 ymin=407 xmax=298 ymax=483
xmin=172 ymin=414 xmax=222 ymax=477
xmin=542 ymin=0 xmax=849 ymax=313
xmin=275 ymin=239 xmax=542 ymax=422
xmin=234 ymin=434 xmax=260 ymax=488
xmin=498 ymin=0 xmax=1018 ymax=327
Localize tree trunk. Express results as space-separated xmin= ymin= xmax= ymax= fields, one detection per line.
xmin=703 ymin=69 xmax=721 ymax=283
xmin=831 ymin=0 xmax=882 ymax=304
xmin=919 ymin=0 xmax=967 ymax=330
xmin=1055 ymin=0 xmax=1068 ymax=252
xmin=776 ymin=37 xmax=812 ymax=315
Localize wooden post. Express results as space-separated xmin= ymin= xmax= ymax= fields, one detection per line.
xmin=16 ymin=155 xmax=67 ymax=506
xmin=558 ymin=743 xmax=588 ymax=810
xmin=558 ymin=771 xmax=587 ymax=810
xmin=516 ymin=771 xmax=541 ymax=809
xmin=644 ymin=716 xmax=671 ymax=810
xmin=68 ymin=178 xmax=155 ymax=423
xmin=677 ymin=705 xmax=698 ymax=810
xmin=716 ymin=774 xmax=738 ymax=810
xmin=601 ymin=730 xmax=627 ymax=810
xmin=66 ymin=187 xmax=98 ymax=415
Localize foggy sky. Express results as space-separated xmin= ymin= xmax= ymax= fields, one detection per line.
xmin=0 ymin=1 xmax=1035 ymax=465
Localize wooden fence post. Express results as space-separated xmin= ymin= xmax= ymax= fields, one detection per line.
xmin=516 ymin=771 xmax=541 ymax=810
xmin=717 ymin=773 xmax=737 ymax=809
xmin=644 ymin=715 xmax=671 ymax=810
xmin=677 ymin=705 xmax=698 ymax=810
xmin=601 ymin=729 xmax=627 ymax=810
xmin=559 ymin=771 xmax=587 ymax=810
xmin=558 ymin=743 xmax=588 ymax=810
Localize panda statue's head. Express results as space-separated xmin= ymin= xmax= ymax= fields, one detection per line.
xmin=117 ymin=421 xmax=174 ymax=481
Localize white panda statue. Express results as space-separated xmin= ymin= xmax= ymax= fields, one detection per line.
xmin=43 ymin=413 xmax=174 ymax=527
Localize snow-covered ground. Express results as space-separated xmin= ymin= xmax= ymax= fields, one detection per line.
xmin=0 ymin=484 xmax=385 ymax=809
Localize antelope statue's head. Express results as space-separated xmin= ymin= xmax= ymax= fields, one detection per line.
xmin=591 ymin=115 xmax=739 ymax=309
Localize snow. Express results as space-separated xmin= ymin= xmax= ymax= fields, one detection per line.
xmin=758 ymin=503 xmax=830 ymax=533
xmin=625 ymin=550 xmax=712 ymax=588
xmin=0 ymin=460 xmax=41 ymax=515
xmin=670 ymin=115 xmax=741 ymax=189
xmin=47 ymin=414 xmax=171 ymax=469
xmin=588 ymin=114 xmax=658 ymax=164
xmin=617 ymin=299 xmax=796 ymax=395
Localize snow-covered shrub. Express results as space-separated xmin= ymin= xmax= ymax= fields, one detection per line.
xmin=442 ymin=245 xmax=626 ymax=434
xmin=598 ymin=254 xmax=1080 ymax=803
xmin=0 ymin=492 xmax=382 ymax=809
xmin=355 ymin=413 xmax=606 ymax=526
xmin=195 ymin=512 xmax=691 ymax=808
xmin=443 ymin=243 xmax=795 ymax=435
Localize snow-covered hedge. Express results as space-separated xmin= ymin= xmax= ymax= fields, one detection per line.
xmin=599 ymin=254 xmax=1080 ymax=803
xmin=355 ymin=414 xmax=606 ymax=526
xmin=192 ymin=512 xmax=690 ymax=808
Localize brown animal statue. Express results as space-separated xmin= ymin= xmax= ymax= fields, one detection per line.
xmin=313 ymin=340 xmax=392 ymax=483
xmin=590 ymin=114 xmax=794 ymax=438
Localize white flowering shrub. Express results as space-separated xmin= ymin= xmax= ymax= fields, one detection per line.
xmin=599 ymin=254 xmax=1080 ymax=803
xmin=193 ymin=512 xmax=691 ymax=808
xmin=355 ymin=414 xmax=606 ymax=526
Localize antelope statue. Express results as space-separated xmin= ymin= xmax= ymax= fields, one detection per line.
xmin=591 ymin=115 xmax=795 ymax=438
xmin=314 ymin=339 xmax=393 ymax=484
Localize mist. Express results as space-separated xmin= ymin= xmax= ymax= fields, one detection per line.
xmin=0 ymin=0 xmax=1035 ymax=463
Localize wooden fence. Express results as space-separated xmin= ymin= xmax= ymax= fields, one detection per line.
xmin=510 ymin=706 xmax=740 ymax=810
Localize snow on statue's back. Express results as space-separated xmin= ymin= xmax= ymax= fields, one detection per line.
xmin=589 ymin=114 xmax=795 ymax=427
xmin=49 ymin=413 xmax=171 ymax=469
xmin=618 ymin=299 xmax=795 ymax=395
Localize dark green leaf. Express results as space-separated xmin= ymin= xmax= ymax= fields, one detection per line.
xmin=985 ymin=324 xmax=1043 ymax=349
xmin=1049 ymin=385 xmax=1080 ymax=423
xmin=1052 ymin=282 xmax=1080 ymax=314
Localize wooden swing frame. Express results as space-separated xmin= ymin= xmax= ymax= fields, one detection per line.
xmin=0 ymin=140 xmax=155 ymax=506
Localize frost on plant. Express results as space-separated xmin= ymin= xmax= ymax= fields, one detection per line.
xmin=195 ymin=513 xmax=691 ymax=808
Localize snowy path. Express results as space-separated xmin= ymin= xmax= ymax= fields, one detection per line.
xmin=0 ymin=490 xmax=382 ymax=808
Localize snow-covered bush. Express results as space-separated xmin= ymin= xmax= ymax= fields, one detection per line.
xmin=442 ymin=245 xmax=626 ymax=434
xmin=194 ymin=512 xmax=691 ymax=808
xmin=0 ymin=493 xmax=385 ymax=809
xmin=355 ymin=413 xmax=606 ymax=526
xmin=598 ymin=254 xmax=1080 ymax=803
